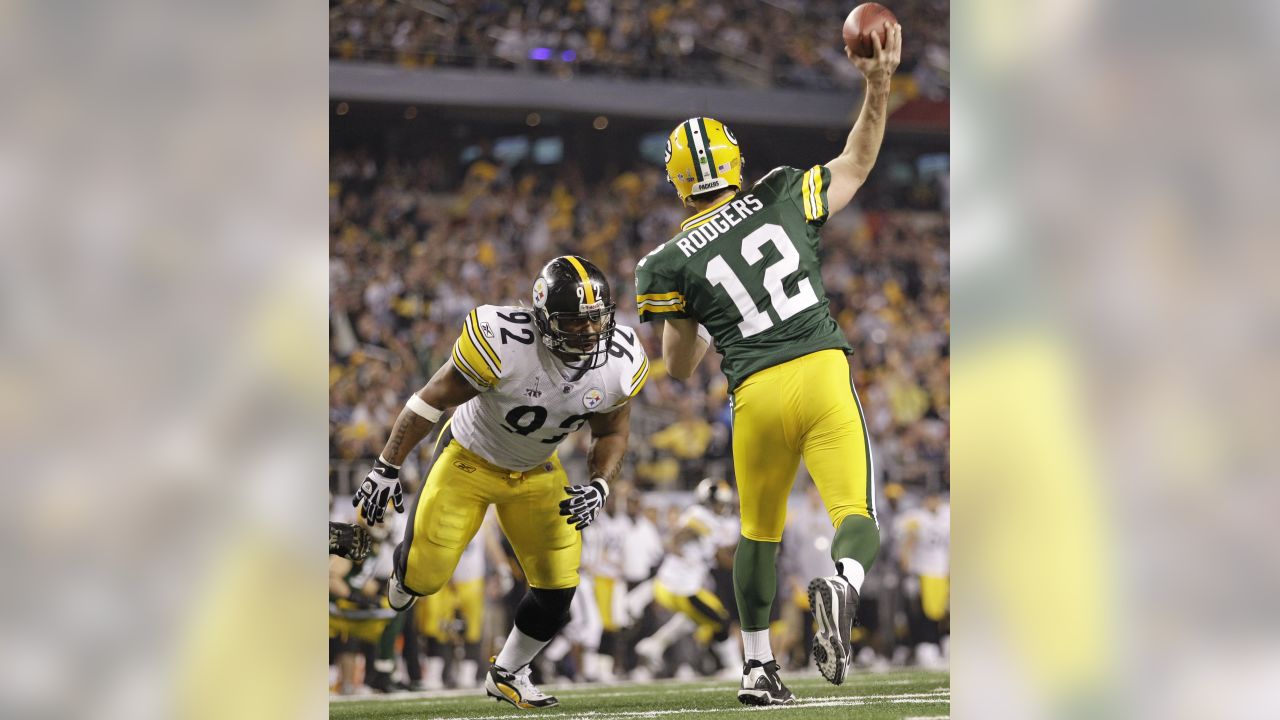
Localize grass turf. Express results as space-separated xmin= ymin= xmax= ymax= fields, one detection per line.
xmin=330 ymin=669 xmax=949 ymax=719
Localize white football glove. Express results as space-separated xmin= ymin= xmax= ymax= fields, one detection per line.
xmin=559 ymin=477 xmax=609 ymax=530
xmin=353 ymin=457 xmax=404 ymax=525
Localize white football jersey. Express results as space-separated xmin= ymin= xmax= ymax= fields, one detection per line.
xmin=680 ymin=504 xmax=740 ymax=552
xmin=448 ymin=304 xmax=650 ymax=472
xmin=897 ymin=503 xmax=950 ymax=577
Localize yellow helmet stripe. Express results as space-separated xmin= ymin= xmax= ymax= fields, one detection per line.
xmin=563 ymin=255 xmax=596 ymax=305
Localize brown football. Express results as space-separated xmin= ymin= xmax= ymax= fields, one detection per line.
xmin=843 ymin=3 xmax=898 ymax=58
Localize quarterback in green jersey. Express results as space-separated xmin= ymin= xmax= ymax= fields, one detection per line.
xmin=634 ymin=23 xmax=902 ymax=703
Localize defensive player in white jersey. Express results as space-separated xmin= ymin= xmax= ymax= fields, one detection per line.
xmin=636 ymin=479 xmax=741 ymax=675
xmin=353 ymin=255 xmax=650 ymax=709
xmin=896 ymin=490 xmax=950 ymax=668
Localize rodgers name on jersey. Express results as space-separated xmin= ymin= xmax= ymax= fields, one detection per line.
xmin=449 ymin=304 xmax=649 ymax=472
xmin=635 ymin=166 xmax=851 ymax=391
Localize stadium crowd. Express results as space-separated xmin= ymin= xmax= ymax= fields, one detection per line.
xmin=329 ymin=0 xmax=948 ymax=96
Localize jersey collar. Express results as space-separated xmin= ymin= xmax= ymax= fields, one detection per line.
xmin=679 ymin=193 xmax=737 ymax=232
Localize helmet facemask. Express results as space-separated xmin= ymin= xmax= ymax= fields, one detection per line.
xmin=537 ymin=302 xmax=616 ymax=370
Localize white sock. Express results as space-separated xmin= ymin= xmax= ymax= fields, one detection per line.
xmin=495 ymin=626 xmax=551 ymax=671
xmin=742 ymin=628 xmax=774 ymax=663
xmin=836 ymin=558 xmax=866 ymax=594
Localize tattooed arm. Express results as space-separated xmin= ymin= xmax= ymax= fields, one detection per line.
xmin=586 ymin=401 xmax=632 ymax=486
xmin=379 ymin=363 xmax=479 ymax=466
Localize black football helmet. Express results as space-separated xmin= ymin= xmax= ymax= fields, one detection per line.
xmin=532 ymin=255 xmax=616 ymax=369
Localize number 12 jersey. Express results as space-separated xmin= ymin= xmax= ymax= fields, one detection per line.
xmin=449 ymin=305 xmax=649 ymax=472
xmin=634 ymin=165 xmax=851 ymax=391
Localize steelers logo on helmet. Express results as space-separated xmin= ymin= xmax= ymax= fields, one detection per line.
xmin=531 ymin=255 xmax=617 ymax=370
xmin=532 ymin=277 xmax=549 ymax=309
xmin=583 ymin=388 xmax=604 ymax=410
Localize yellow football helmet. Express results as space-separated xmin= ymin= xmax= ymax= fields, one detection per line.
xmin=664 ymin=117 xmax=743 ymax=203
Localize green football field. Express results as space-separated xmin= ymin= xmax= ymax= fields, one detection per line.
xmin=330 ymin=669 xmax=950 ymax=720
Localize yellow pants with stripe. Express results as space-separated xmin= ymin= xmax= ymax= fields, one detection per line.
xmin=732 ymin=349 xmax=874 ymax=542
xmin=401 ymin=428 xmax=580 ymax=594
xmin=653 ymin=581 xmax=729 ymax=643
xmin=415 ymin=578 xmax=485 ymax=644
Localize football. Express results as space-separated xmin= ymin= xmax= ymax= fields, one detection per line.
xmin=843 ymin=3 xmax=898 ymax=58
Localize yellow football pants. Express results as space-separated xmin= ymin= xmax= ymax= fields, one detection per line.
xmin=595 ymin=577 xmax=620 ymax=632
xmin=732 ymin=349 xmax=874 ymax=542
xmin=653 ymin=581 xmax=730 ymax=643
xmin=416 ymin=578 xmax=485 ymax=644
xmin=401 ymin=423 xmax=581 ymax=594
xmin=920 ymin=575 xmax=950 ymax=622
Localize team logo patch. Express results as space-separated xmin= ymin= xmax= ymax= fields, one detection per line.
xmin=480 ymin=322 xmax=495 ymax=339
xmin=562 ymin=384 xmax=572 ymax=394
xmin=453 ymin=461 xmax=477 ymax=474
xmin=583 ymin=388 xmax=604 ymax=410
xmin=532 ymin=277 xmax=548 ymax=309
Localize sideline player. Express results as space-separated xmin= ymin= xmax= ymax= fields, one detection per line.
xmin=355 ymin=256 xmax=649 ymax=708
xmin=634 ymin=22 xmax=902 ymax=704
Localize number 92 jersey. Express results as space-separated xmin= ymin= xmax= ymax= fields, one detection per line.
xmin=448 ymin=305 xmax=650 ymax=472
xmin=634 ymin=165 xmax=851 ymax=391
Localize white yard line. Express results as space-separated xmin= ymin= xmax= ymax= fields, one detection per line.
xmin=331 ymin=674 xmax=947 ymax=704
xmin=411 ymin=690 xmax=950 ymax=720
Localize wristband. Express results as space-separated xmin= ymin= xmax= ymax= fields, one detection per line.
xmin=406 ymin=394 xmax=444 ymax=422
xmin=696 ymin=324 xmax=712 ymax=345
xmin=590 ymin=476 xmax=610 ymax=498
xmin=374 ymin=456 xmax=400 ymax=478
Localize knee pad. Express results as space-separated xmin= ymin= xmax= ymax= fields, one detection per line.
xmin=514 ymin=587 xmax=576 ymax=642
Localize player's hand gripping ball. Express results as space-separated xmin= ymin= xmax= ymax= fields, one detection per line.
xmin=843 ymin=3 xmax=898 ymax=58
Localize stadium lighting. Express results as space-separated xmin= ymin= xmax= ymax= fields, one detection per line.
xmin=529 ymin=47 xmax=552 ymax=61
xmin=335 ymin=102 xmax=349 ymax=116
xmin=593 ymin=115 xmax=608 ymax=130
xmin=526 ymin=113 xmax=541 ymax=127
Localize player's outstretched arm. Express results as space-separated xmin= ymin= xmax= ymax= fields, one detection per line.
xmin=354 ymin=363 xmax=478 ymax=525
xmin=586 ymin=401 xmax=631 ymax=488
xmin=824 ymin=22 xmax=902 ymax=216
xmin=559 ymin=403 xmax=633 ymax=530
xmin=661 ymin=317 xmax=711 ymax=380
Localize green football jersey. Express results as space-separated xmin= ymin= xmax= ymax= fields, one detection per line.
xmin=635 ymin=165 xmax=851 ymax=390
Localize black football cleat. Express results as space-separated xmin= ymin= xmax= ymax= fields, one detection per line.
xmin=809 ymin=574 xmax=859 ymax=684
xmin=485 ymin=663 xmax=559 ymax=709
xmin=737 ymin=659 xmax=796 ymax=705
